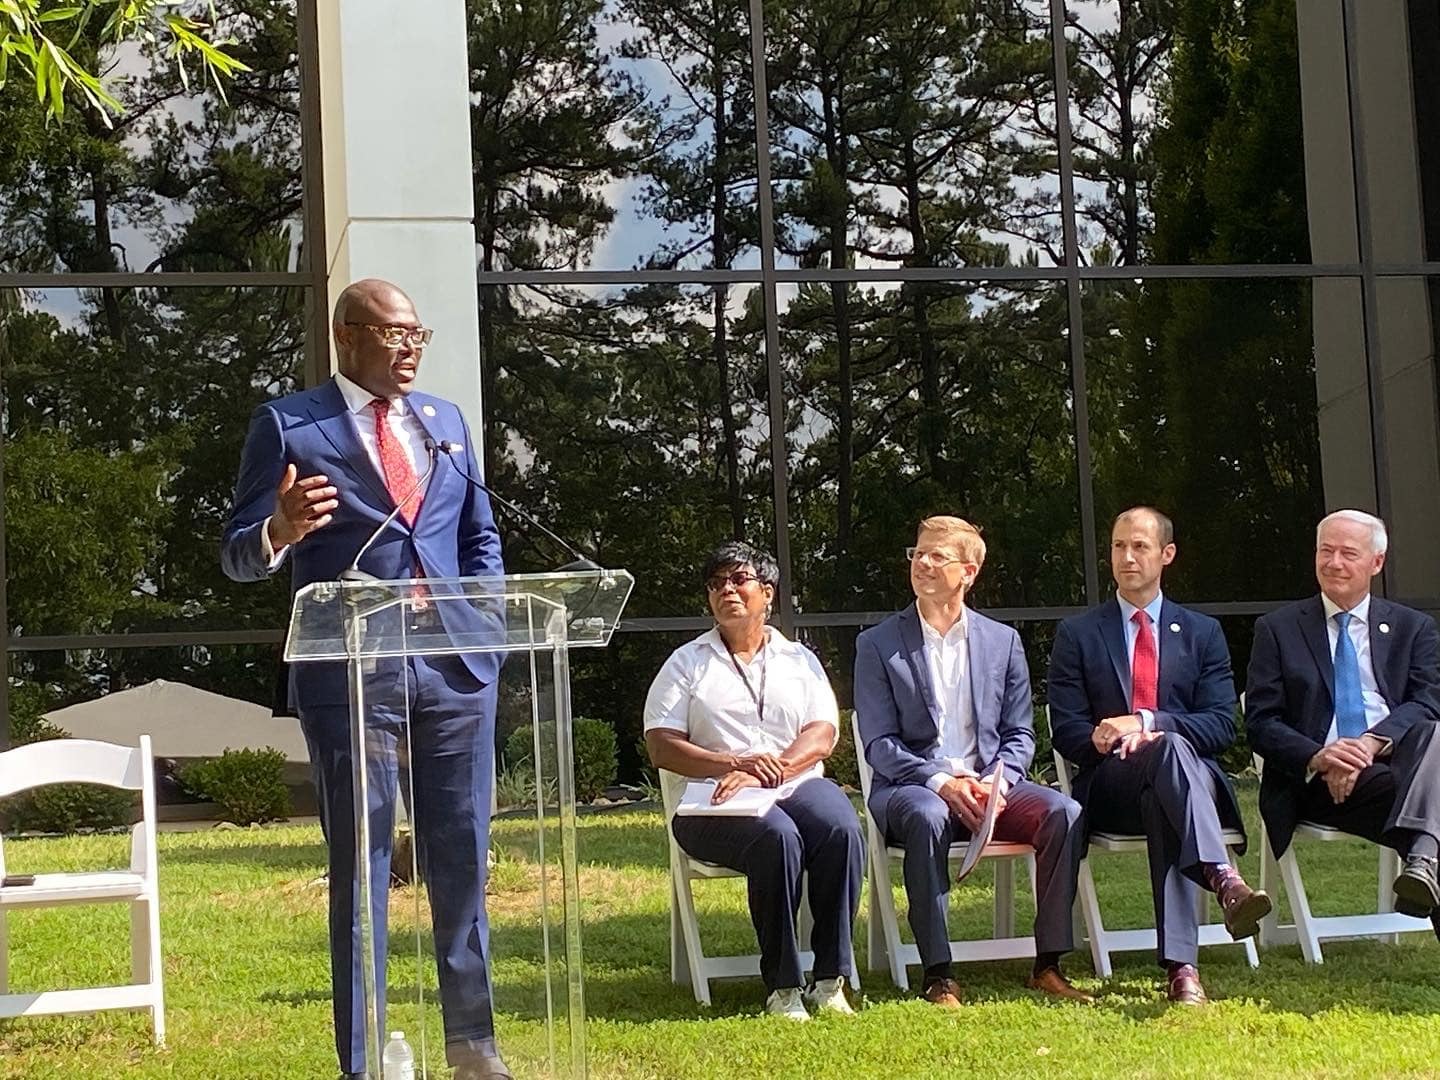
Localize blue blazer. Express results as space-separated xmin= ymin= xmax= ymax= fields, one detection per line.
xmin=854 ymin=604 xmax=1036 ymax=837
xmin=1246 ymin=595 xmax=1440 ymax=854
xmin=1047 ymin=597 xmax=1243 ymax=842
xmin=221 ymin=379 xmax=504 ymax=710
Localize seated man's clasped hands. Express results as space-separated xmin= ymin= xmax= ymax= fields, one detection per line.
xmin=643 ymin=541 xmax=864 ymax=1021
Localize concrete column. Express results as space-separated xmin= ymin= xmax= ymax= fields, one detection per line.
xmin=1298 ymin=0 xmax=1440 ymax=596
xmin=315 ymin=0 xmax=483 ymax=434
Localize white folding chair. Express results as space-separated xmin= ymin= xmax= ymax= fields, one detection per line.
xmin=853 ymin=716 xmax=1038 ymax=990
xmin=0 ymin=736 xmax=164 ymax=1044
xmin=1251 ymin=753 xmax=1427 ymax=963
xmin=1049 ymin=746 xmax=1259 ymax=976
xmin=660 ymin=770 xmax=858 ymax=1005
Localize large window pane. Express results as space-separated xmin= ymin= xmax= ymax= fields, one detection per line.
xmin=1371 ymin=276 xmax=1440 ymax=601
xmin=1063 ymin=0 xmax=1313 ymax=266
xmin=480 ymin=281 xmax=774 ymax=613
xmin=1 ymin=286 xmax=306 ymax=638
xmin=781 ymin=279 xmax=1084 ymax=613
xmin=0 ymin=2 xmax=304 ymax=275
xmin=767 ymin=0 xmax=1061 ymax=270
xmin=469 ymin=0 xmax=759 ymax=273
xmin=1083 ymin=277 xmax=1346 ymax=602
xmin=1352 ymin=0 xmax=1440 ymax=266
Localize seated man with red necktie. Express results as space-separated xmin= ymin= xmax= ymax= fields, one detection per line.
xmin=1047 ymin=506 xmax=1270 ymax=1005
xmin=1247 ymin=510 xmax=1440 ymax=936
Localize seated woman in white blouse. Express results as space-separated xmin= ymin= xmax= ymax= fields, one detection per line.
xmin=643 ymin=541 xmax=863 ymax=1020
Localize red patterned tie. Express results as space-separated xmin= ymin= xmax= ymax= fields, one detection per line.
xmin=1131 ymin=609 xmax=1158 ymax=712
xmin=370 ymin=398 xmax=423 ymax=526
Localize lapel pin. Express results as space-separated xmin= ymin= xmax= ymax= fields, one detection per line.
xmin=1379 ymin=622 xmax=1390 ymax=634
xmin=422 ymin=404 xmax=437 ymax=417
xmin=1169 ymin=622 xmax=1181 ymax=633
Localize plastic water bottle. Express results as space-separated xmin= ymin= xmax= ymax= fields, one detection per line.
xmin=382 ymin=1030 xmax=414 ymax=1080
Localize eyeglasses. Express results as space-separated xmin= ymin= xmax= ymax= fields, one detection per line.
xmin=905 ymin=546 xmax=964 ymax=569
xmin=345 ymin=322 xmax=435 ymax=348
xmin=706 ymin=571 xmax=762 ymax=592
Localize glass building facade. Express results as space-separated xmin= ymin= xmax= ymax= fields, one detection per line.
xmin=3 ymin=0 xmax=1438 ymax=780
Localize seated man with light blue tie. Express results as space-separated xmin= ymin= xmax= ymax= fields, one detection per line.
xmin=1048 ymin=506 xmax=1270 ymax=1006
xmin=1247 ymin=509 xmax=1440 ymax=933
xmin=855 ymin=516 xmax=1089 ymax=1007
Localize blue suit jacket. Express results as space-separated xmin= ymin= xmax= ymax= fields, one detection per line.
xmin=854 ymin=604 xmax=1036 ymax=836
xmin=1246 ymin=594 xmax=1440 ymax=854
xmin=221 ymin=379 xmax=504 ymax=710
xmin=1047 ymin=597 xmax=1243 ymax=842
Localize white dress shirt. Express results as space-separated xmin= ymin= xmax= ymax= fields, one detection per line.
xmin=262 ymin=372 xmax=428 ymax=564
xmin=1321 ymin=592 xmax=1389 ymax=744
xmin=918 ymin=605 xmax=981 ymax=792
xmin=643 ymin=626 xmax=840 ymax=813
xmin=1117 ymin=590 xmax=1165 ymax=732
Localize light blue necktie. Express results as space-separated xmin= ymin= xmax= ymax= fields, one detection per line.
xmin=1333 ymin=612 xmax=1367 ymax=739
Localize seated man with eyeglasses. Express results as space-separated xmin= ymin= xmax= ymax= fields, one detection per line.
xmin=854 ymin=516 xmax=1090 ymax=1006
xmin=644 ymin=540 xmax=863 ymax=1021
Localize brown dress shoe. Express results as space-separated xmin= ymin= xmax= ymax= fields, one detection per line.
xmin=922 ymin=975 xmax=964 ymax=1008
xmin=1166 ymin=963 xmax=1208 ymax=1006
xmin=1216 ymin=873 xmax=1272 ymax=940
xmin=1025 ymin=967 xmax=1095 ymax=1004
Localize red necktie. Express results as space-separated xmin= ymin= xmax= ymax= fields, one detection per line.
xmin=1131 ymin=609 xmax=1158 ymax=712
xmin=370 ymin=398 xmax=423 ymax=526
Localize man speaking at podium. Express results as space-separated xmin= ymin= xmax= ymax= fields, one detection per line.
xmin=222 ymin=278 xmax=512 ymax=1079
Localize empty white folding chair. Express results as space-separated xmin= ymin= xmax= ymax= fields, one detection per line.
xmin=853 ymin=716 xmax=1038 ymax=990
xmin=0 ymin=735 xmax=164 ymax=1044
xmin=1251 ymin=753 xmax=1427 ymax=963
xmin=660 ymin=770 xmax=858 ymax=1005
xmin=1051 ymin=744 xmax=1259 ymax=977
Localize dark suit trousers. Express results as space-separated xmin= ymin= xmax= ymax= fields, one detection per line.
xmin=1298 ymin=721 xmax=1440 ymax=852
xmin=302 ymin=654 xmax=499 ymax=1075
xmin=1085 ymin=734 xmax=1234 ymax=966
xmin=884 ymin=780 xmax=1083 ymax=969
xmin=670 ymin=777 xmax=863 ymax=992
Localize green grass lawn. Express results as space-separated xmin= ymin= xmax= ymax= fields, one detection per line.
xmin=2 ymin=783 xmax=1439 ymax=1078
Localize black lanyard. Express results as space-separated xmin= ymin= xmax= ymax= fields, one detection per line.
xmin=723 ymin=634 xmax=767 ymax=726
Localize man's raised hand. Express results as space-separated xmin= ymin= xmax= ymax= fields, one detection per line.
xmin=267 ymin=464 xmax=338 ymax=549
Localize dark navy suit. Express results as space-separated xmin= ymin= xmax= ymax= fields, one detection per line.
xmin=222 ymin=378 xmax=503 ymax=1074
xmin=855 ymin=605 xmax=1083 ymax=969
xmin=1048 ymin=597 xmax=1242 ymax=965
xmin=1246 ymin=595 xmax=1440 ymax=860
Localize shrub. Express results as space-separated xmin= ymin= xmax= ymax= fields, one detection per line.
xmin=182 ymin=747 xmax=291 ymax=826
xmin=1 ymin=687 xmax=134 ymax=833
xmin=828 ymin=711 xmax=861 ymax=790
xmin=504 ymin=717 xmax=618 ymax=803
xmin=5 ymin=782 xmax=135 ymax=834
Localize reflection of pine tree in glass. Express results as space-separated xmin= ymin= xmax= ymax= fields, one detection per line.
xmin=0 ymin=2 xmax=306 ymax=707
xmin=1089 ymin=0 xmax=1319 ymax=617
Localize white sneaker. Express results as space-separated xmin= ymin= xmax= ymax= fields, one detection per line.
xmin=764 ymin=986 xmax=810 ymax=1021
xmin=803 ymin=977 xmax=855 ymax=1016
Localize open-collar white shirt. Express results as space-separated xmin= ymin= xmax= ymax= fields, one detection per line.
xmin=643 ymin=626 xmax=839 ymax=812
xmin=917 ymin=603 xmax=980 ymax=791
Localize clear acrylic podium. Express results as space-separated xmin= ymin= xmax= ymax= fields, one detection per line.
xmin=284 ymin=568 xmax=634 ymax=1079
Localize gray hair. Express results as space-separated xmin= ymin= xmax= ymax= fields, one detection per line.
xmin=1317 ymin=509 xmax=1388 ymax=555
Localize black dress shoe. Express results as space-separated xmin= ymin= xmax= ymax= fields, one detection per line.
xmin=1393 ymin=854 xmax=1440 ymax=918
xmin=454 ymin=1057 xmax=515 ymax=1080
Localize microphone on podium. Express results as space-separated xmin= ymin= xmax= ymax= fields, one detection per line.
xmin=432 ymin=440 xmax=600 ymax=572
